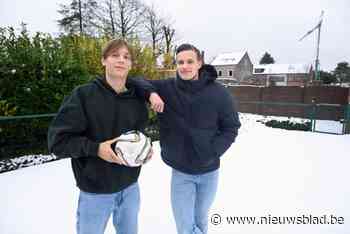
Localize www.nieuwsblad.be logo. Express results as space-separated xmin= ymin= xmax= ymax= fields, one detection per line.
xmin=211 ymin=214 xmax=345 ymax=225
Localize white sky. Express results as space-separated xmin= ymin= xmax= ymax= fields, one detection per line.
xmin=1 ymin=114 xmax=349 ymax=233
xmin=1 ymin=0 xmax=349 ymax=71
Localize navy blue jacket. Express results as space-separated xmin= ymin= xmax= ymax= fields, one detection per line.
xmin=131 ymin=65 xmax=241 ymax=174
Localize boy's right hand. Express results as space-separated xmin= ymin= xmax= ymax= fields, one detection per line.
xmin=97 ymin=138 xmax=125 ymax=165
xmin=149 ymin=92 xmax=164 ymax=113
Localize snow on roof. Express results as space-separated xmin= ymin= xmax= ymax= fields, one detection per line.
xmin=210 ymin=52 xmax=246 ymax=66
xmin=253 ymin=64 xmax=312 ymax=74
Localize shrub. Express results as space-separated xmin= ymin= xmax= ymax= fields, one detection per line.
xmin=0 ymin=26 xmax=162 ymax=158
xmin=0 ymin=117 xmax=53 ymax=160
xmin=264 ymin=119 xmax=311 ymax=131
xmin=0 ymin=26 xmax=91 ymax=115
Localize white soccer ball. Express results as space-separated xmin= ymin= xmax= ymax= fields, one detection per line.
xmin=112 ymin=130 xmax=152 ymax=167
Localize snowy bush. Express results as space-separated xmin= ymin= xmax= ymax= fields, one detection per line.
xmin=264 ymin=119 xmax=311 ymax=131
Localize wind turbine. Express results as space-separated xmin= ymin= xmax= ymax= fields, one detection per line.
xmin=299 ymin=11 xmax=324 ymax=81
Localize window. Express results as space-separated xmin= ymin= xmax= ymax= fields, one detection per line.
xmin=269 ymin=76 xmax=285 ymax=82
xmin=229 ymin=70 xmax=233 ymax=76
xmin=254 ymin=68 xmax=265 ymax=73
xmin=218 ymin=71 xmax=222 ymax=76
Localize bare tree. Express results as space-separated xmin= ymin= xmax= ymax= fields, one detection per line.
xmin=57 ymin=0 xmax=98 ymax=36
xmin=162 ymin=23 xmax=175 ymax=54
xmin=143 ymin=5 xmax=165 ymax=58
xmin=93 ymin=0 xmax=115 ymax=36
xmin=96 ymin=0 xmax=146 ymax=39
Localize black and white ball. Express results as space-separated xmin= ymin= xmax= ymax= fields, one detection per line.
xmin=111 ymin=131 xmax=152 ymax=167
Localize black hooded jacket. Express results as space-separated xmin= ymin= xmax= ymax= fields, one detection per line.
xmin=48 ymin=77 xmax=148 ymax=193
xmin=130 ymin=64 xmax=241 ymax=174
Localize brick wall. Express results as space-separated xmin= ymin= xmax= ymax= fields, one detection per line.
xmin=228 ymin=86 xmax=350 ymax=120
xmin=244 ymin=74 xmax=310 ymax=86
xmin=286 ymin=73 xmax=309 ymax=86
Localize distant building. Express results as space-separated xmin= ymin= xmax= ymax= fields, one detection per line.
xmin=250 ymin=64 xmax=313 ymax=86
xmin=210 ymin=52 xmax=253 ymax=85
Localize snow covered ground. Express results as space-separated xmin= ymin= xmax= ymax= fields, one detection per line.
xmin=314 ymin=120 xmax=344 ymax=134
xmin=0 ymin=154 xmax=56 ymax=173
xmin=1 ymin=113 xmax=349 ymax=234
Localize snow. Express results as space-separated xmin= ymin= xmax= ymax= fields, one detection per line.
xmin=1 ymin=113 xmax=349 ymax=234
xmin=0 ymin=154 xmax=56 ymax=172
xmin=314 ymin=120 xmax=344 ymax=134
xmin=253 ymin=64 xmax=312 ymax=74
xmin=210 ymin=52 xmax=246 ymax=66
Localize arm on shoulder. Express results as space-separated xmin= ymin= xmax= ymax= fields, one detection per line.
xmin=129 ymin=76 xmax=167 ymax=112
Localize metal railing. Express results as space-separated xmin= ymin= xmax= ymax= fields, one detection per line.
xmin=237 ymin=101 xmax=350 ymax=134
xmin=0 ymin=103 xmax=349 ymax=160
xmin=0 ymin=113 xmax=160 ymax=160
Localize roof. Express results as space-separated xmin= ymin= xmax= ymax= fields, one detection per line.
xmin=210 ymin=52 xmax=246 ymax=66
xmin=253 ymin=64 xmax=312 ymax=74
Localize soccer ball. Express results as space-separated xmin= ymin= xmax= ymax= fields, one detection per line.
xmin=111 ymin=130 xmax=152 ymax=167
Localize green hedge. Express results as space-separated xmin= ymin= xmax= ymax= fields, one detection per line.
xmin=0 ymin=26 xmax=163 ymax=159
xmin=0 ymin=118 xmax=52 ymax=160
xmin=264 ymin=119 xmax=311 ymax=131
xmin=0 ymin=26 xmax=161 ymax=115
xmin=0 ymin=114 xmax=159 ymax=160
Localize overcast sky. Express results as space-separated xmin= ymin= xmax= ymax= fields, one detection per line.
xmin=1 ymin=0 xmax=349 ymax=71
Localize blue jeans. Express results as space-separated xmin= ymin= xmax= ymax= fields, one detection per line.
xmin=76 ymin=182 xmax=140 ymax=234
xmin=171 ymin=169 xmax=219 ymax=234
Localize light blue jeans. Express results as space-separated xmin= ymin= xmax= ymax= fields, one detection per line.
xmin=171 ymin=169 xmax=219 ymax=234
xmin=76 ymin=182 xmax=140 ymax=234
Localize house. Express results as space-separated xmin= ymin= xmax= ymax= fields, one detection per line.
xmin=251 ymin=63 xmax=313 ymax=86
xmin=210 ymin=51 xmax=253 ymax=85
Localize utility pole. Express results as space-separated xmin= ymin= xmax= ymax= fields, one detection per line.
xmin=299 ymin=11 xmax=324 ymax=81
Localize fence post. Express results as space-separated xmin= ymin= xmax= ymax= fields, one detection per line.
xmin=309 ymin=99 xmax=317 ymax=132
xmin=344 ymin=104 xmax=350 ymax=134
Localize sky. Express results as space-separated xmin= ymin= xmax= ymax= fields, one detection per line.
xmin=1 ymin=113 xmax=349 ymax=234
xmin=1 ymin=0 xmax=349 ymax=71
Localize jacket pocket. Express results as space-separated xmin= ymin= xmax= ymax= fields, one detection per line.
xmin=190 ymin=128 xmax=216 ymax=165
xmin=160 ymin=127 xmax=188 ymax=165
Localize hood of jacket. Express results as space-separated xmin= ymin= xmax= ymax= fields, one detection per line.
xmin=93 ymin=76 xmax=137 ymax=98
xmin=175 ymin=64 xmax=218 ymax=93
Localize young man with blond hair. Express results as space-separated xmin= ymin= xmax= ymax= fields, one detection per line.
xmin=48 ymin=39 xmax=151 ymax=234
